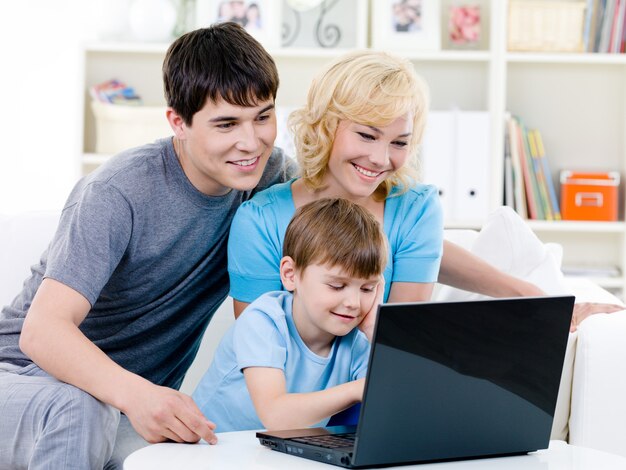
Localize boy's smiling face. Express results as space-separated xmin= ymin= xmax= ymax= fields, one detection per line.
xmin=167 ymin=97 xmax=277 ymax=196
xmin=282 ymin=260 xmax=380 ymax=356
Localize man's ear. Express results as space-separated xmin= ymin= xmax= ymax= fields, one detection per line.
xmin=166 ymin=107 xmax=187 ymax=139
xmin=280 ymin=256 xmax=297 ymax=292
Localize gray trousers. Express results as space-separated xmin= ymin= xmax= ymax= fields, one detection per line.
xmin=0 ymin=363 xmax=149 ymax=470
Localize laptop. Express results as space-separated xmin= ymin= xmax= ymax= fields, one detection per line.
xmin=257 ymin=296 xmax=575 ymax=468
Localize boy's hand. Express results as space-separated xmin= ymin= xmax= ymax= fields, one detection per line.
xmin=359 ymin=276 xmax=385 ymax=342
xmin=123 ymin=381 xmax=217 ymax=445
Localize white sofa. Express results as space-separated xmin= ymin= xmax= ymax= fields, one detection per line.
xmin=2 ymin=209 xmax=626 ymax=457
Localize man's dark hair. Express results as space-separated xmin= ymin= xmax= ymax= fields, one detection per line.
xmin=163 ymin=22 xmax=279 ymax=125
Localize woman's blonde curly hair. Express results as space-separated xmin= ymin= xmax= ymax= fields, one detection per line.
xmin=289 ymin=50 xmax=430 ymax=201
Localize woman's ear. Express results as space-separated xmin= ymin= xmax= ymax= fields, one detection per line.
xmin=280 ymin=256 xmax=297 ymax=292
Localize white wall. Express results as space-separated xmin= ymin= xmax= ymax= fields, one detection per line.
xmin=0 ymin=0 xmax=96 ymax=213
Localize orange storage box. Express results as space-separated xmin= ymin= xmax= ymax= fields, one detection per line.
xmin=560 ymin=171 xmax=620 ymax=221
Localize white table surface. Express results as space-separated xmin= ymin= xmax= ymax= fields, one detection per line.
xmin=124 ymin=432 xmax=626 ymax=470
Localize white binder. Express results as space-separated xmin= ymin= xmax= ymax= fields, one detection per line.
xmin=421 ymin=110 xmax=491 ymax=224
xmin=420 ymin=111 xmax=456 ymax=222
xmin=452 ymin=111 xmax=491 ymax=224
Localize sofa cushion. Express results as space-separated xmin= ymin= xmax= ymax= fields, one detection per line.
xmin=437 ymin=206 xmax=569 ymax=301
xmin=0 ymin=211 xmax=60 ymax=307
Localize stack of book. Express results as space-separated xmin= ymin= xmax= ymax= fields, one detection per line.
xmin=89 ymin=79 xmax=142 ymax=105
xmin=584 ymin=0 xmax=626 ymax=53
xmin=504 ymin=114 xmax=561 ymax=221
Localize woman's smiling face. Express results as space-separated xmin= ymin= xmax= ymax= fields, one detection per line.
xmin=322 ymin=115 xmax=413 ymax=201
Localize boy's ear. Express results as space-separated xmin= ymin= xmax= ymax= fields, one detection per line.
xmin=280 ymin=256 xmax=297 ymax=292
xmin=166 ymin=107 xmax=187 ymax=139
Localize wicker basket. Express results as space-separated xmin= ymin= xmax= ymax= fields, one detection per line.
xmin=91 ymin=101 xmax=171 ymax=154
xmin=508 ymin=1 xmax=586 ymax=52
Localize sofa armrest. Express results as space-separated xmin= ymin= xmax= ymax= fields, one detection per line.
xmin=569 ymin=306 xmax=626 ymax=457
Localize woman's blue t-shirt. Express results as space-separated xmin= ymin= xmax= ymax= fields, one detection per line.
xmin=228 ymin=179 xmax=443 ymax=302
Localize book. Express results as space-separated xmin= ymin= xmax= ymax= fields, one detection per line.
xmin=506 ymin=114 xmax=528 ymax=219
xmin=619 ymin=1 xmax=626 ymax=54
xmin=527 ymin=129 xmax=553 ymax=220
xmin=597 ymin=0 xmax=615 ymax=53
xmin=503 ymin=126 xmax=514 ymax=208
xmin=533 ymin=129 xmax=562 ymax=220
xmin=612 ymin=0 xmax=626 ymax=52
xmin=621 ymin=0 xmax=626 ymax=51
xmin=517 ymin=118 xmax=545 ymax=219
xmin=583 ymin=0 xmax=597 ymax=50
xmin=592 ymin=0 xmax=607 ymax=52
xmin=586 ymin=0 xmax=597 ymax=51
xmin=608 ymin=0 xmax=623 ymax=52
xmin=513 ymin=117 xmax=540 ymax=219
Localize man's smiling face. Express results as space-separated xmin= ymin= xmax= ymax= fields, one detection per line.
xmin=170 ymin=97 xmax=277 ymax=196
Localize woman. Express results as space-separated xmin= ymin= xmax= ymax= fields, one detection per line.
xmin=228 ymin=50 xmax=620 ymax=328
xmin=229 ymin=50 xmax=441 ymax=312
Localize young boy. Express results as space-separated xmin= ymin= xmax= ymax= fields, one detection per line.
xmin=193 ymin=198 xmax=386 ymax=431
xmin=0 ymin=23 xmax=294 ymax=469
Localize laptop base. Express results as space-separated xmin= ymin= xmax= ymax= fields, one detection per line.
xmin=257 ymin=427 xmax=534 ymax=468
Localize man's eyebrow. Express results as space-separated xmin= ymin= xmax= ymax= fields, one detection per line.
xmin=258 ymin=103 xmax=275 ymax=115
xmin=208 ymin=104 xmax=275 ymax=123
xmin=209 ymin=115 xmax=237 ymax=123
xmin=366 ymin=125 xmax=411 ymax=138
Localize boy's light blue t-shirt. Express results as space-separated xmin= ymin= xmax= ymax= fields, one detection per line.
xmin=228 ymin=179 xmax=444 ymax=303
xmin=192 ymin=291 xmax=370 ymax=432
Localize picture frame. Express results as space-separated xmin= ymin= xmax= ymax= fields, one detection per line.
xmin=281 ymin=0 xmax=368 ymax=49
xmin=440 ymin=0 xmax=489 ymax=50
xmin=195 ymin=0 xmax=281 ymax=49
xmin=372 ymin=0 xmax=442 ymax=52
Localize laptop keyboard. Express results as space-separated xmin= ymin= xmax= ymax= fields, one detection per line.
xmin=291 ymin=433 xmax=356 ymax=449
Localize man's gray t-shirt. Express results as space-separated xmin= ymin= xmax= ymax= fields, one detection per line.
xmin=0 ymin=138 xmax=295 ymax=389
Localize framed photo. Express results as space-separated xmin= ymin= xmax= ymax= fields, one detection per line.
xmin=372 ymin=0 xmax=441 ymax=51
xmin=281 ymin=0 xmax=368 ymax=49
xmin=441 ymin=0 xmax=489 ymax=50
xmin=196 ymin=0 xmax=280 ymax=48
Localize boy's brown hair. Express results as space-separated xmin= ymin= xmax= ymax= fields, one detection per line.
xmin=162 ymin=22 xmax=279 ymax=125
xmin=283 ymin=198 xmax=387 ymax=279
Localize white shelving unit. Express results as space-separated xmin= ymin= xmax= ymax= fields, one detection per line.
xmin=501 ymin=0 xmax=626 ymax=296
xmin=79 ymin=0 xmax=626 ymax=296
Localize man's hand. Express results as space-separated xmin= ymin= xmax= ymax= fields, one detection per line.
xmin=359 ymin=277 xmax=385 ymax=342
xmin=123 ymin=381 xmax=217 ymax=445
xmin=570 ymin=302 xmax=625 ymax=332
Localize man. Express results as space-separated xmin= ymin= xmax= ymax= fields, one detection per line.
xmin=0 ymin=23 xmax=294 ymax=469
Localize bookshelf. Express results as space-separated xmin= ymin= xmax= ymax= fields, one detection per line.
xmin=79 ymin=0 xmax=626 ymax=296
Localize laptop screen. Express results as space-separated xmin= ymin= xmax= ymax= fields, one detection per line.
xmin=353 ymin=296 xmax=574 ymax=466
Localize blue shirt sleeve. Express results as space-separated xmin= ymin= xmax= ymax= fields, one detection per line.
xmin=228 ymin=183 xmax=295 ymax=303
xmin=233 ymin=301 xmax=288 ymax=371
xmin=386 ymin=184 xmax=444 ymax=284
